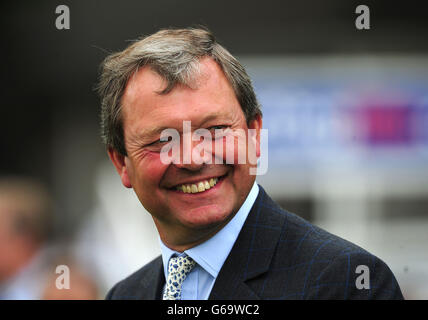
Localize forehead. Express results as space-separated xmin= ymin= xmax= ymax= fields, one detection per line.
xmin=121 ymin=57 xmax=243 ymax=136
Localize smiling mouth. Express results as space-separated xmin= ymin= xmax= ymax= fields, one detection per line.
xmin=173 ymin=175 xmax=226 ymax=194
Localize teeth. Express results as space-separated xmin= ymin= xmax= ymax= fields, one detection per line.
xmin=204 ymin=181 xmax=210 ymax=190
xmin=198 ymin=182 xmax=205 ymax=192
xmin=209 ymin=178 xmax=215 ymax=187
xmin=191 ymin=184 xmax=198 ymax=193
xmin=176 ymin=178 xmax=219 ymax=194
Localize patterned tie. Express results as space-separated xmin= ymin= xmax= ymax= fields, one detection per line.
xmin=163 ymin=255 xmax=196 ymax=300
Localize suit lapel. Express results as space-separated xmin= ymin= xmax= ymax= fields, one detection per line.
xmin=209 ymin=186 xmax=286 ymax=300
xmin=137 ymin=256 xmax=165 ymax=300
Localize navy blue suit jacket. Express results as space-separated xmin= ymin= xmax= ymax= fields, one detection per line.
xmin=106 ymin=185 xmax=403 ymax=300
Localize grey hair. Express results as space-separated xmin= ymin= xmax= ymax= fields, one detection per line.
xmin=97 ymin=27 xmax=262 ymax=155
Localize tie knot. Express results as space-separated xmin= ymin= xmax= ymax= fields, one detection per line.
xmin=163 ymin=255 xmax=196 ymax=300
xmin=168 ymin=255 xmax=195 ymax=275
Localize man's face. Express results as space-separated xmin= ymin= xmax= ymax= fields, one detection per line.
xmin=109 ymin=57 xmax=261 ymax=247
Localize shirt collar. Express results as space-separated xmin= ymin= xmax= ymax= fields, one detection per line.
xmin=159 ymin=182 xmax=259 ymax=279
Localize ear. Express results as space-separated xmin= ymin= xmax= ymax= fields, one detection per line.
xmin=248 ymin=114 xmax=262 ymax=158
xmin=107 ymin=147 xmax=132 ymax=188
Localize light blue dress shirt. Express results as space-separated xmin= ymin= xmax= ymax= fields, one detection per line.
xmin=159 ymin=182 xmax=259 ymax=300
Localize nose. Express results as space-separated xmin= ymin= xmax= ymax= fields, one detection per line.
xmin=174 ymin=161 xmax=205 ymax=172
xmin=173 ymin=139 xmax=210 ymax=171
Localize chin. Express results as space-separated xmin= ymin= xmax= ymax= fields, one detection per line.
xmin=179 ymin=204 xmax=234 ymax=230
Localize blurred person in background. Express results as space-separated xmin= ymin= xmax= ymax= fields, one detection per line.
xmin=0 ymin=177 xmax=53 ymax=299
xmin=0 ymin=177 xmax=98 ymax=300
xmin=41 ymin=255 xmax=98 ymax=300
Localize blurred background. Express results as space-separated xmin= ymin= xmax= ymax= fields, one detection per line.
xmin=1 ymin=0 xmax=427 ymax=299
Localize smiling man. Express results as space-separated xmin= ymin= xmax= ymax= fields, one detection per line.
xmin=98 ymin=28 xmax=403 ymax=300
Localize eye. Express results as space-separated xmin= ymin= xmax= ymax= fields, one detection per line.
xmin=208 ymin=125 xmax=229 ymax=140
xmin=145 ymin=136 xmax=172 ymax=147
xmin=209 ymin=125 xmax=227 ymax=130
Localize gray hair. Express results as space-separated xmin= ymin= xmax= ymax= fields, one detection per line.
xmin=97 ymin=27 xmax=262 ymax=155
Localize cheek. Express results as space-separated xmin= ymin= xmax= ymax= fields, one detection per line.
xmin=212 ymin=132 xmax=249 ymax=164
xmin=132 ymin=152 xmax=169 ymax=185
